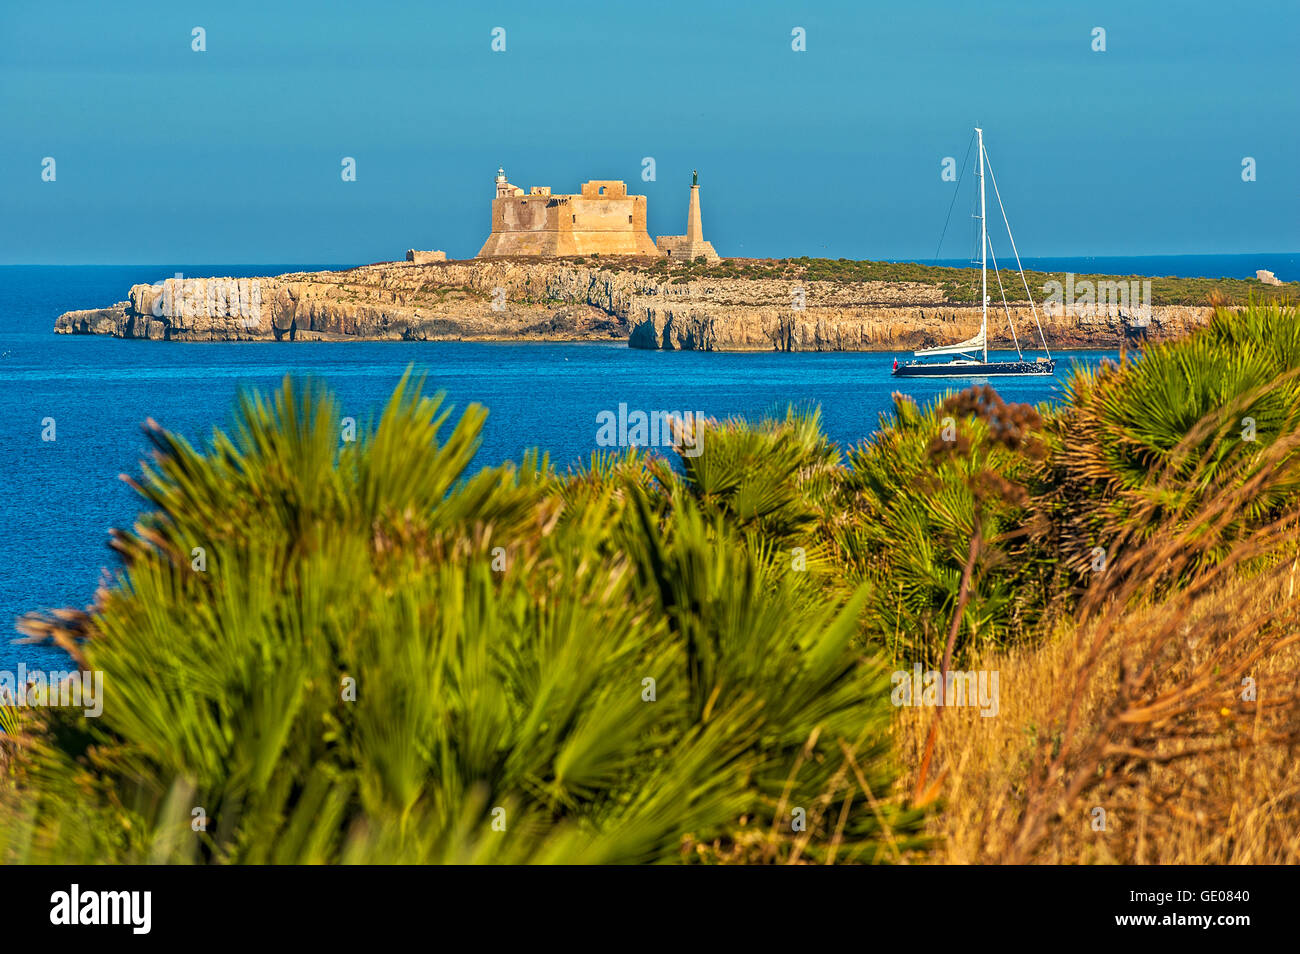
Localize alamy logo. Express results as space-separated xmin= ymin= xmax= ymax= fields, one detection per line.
xmin=49 ymin=884 xmax=151 ymax=934
xmin=890 ymin=664 xmax=999 ymax=717
xmin=595 ymin=403 xmax=704 ymax=457
xmin=1041 ymin=273 xmax=1152 ymax=322
xmin=0 ymin=664 xmax=103 ymax=717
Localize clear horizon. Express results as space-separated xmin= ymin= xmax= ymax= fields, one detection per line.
xmin=2 ymin=0 xmax=1296 ymax=264
xmin=4 ymin=252 xmax=1297 ymax=268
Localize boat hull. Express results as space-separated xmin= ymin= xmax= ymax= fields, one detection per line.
xmin=892 ymin=359 xmax=1056 ymax=378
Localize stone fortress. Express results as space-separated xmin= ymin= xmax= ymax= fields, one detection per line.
xmin=474 ymin=168 xmax=720 ymax=262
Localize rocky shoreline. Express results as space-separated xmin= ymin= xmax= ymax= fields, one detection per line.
xmin=54 ymin=259 xmax=1215 ymax=351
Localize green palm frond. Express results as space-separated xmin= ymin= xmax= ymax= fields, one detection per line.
xmin=3 ymin=367 xmax=921 ymax=865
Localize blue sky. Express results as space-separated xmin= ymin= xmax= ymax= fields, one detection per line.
xmin=1 ymin=0 xmax=1296 ymax=263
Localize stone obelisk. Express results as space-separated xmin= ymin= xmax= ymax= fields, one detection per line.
xmin=686 ymin=168 xmax=703 ymax=243
xmin=652 ymin=169 xmax=720 ymax=261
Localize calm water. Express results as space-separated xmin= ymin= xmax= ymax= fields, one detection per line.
xmin=9 ymin=259 xmax=1249 ymax=671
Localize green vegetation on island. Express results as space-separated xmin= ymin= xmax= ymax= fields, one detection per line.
xmin=638 ymin=254 xmax=1296 ymax=306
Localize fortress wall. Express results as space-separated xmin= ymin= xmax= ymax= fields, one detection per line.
xmin=580 ymin=180 xmax=627 ymax=198
xmin=479 ymin=190 xmax=659 ymax=257
xmin=572 ymin=196 xmax=640 ymax=231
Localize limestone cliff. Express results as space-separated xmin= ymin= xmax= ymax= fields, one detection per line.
xmin=53 ymin=260 xmax=1213 ymax=350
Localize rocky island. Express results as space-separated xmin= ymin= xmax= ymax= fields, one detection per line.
xmin=53 ymin=168 xmax=1295 ymax=351
xmin=55 ymin=256 xmax=1292 ymax=352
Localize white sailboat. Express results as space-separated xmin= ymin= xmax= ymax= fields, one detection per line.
xmin=893 ymin=127 xmax=1055 ymax=378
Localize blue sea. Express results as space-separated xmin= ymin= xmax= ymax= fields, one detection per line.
xmin=0 ymin=256 xmax=1287 ymax=671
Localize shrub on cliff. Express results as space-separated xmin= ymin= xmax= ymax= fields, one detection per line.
xmin=3 ymin=373 xmax=922 ymax=864
xmin=827 ymin=301 xmax=1300 ymax=667
xmin=625 ymin=393 xmax=1050 ymax=668
xmin=1033 ymin=301 xmax=1300 ymax=585
xmin=837 ymin=387 xmax=1050 ymax=666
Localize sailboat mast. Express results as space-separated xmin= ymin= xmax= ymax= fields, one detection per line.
xmin=893 ymin=125 xmax=1056 ymax=379
xmin=976 ymin=126 xmax=987 ymax=364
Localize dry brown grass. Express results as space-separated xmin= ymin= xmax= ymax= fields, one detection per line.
xmin=891 ymin=427 xmax=1300 ymax=864
xmin=893 ymin=571 xmax=1300 ymax=864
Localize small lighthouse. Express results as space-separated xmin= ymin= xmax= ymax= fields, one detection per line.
xmin=495 ymin=166 xmax=523 ymax=198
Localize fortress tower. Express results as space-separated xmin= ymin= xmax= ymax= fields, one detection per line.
xmin=477 ymin=169 xmax=661 ymax=258
xmin=655 ymin=170 xmax=720 ymax=262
